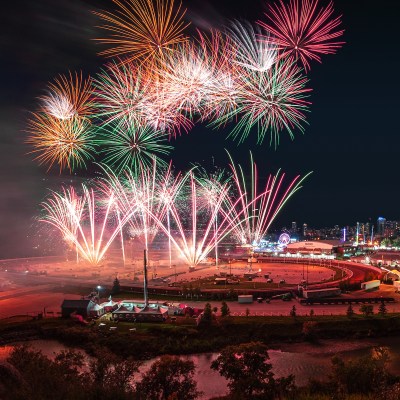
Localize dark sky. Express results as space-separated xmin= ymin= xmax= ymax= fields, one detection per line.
xmin=1 ymin=0 xmax=399 ymax=257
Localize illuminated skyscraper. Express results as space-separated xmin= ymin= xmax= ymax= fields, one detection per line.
xmin=377 ymin=217 xmax=386 ymax=237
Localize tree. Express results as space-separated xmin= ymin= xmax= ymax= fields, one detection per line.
xmin=89 ymin=350 xmax=140 ymax=398
xmin=220 ymin=301 xmax=230 ymax=317
xmin=302 ymin=321 xmax=318 ymax=342
xmin=378 ymin=301 xmax=387 ymax=315
xmin=112 ymin=277 xmax=121 ymax=294
xmin=4 ymin=346 xmax=141 ymax=400
xmin=199 ymin=303 xmax=212 ymax=326
xmin=360 ymin=304 xmax=374 ymax=316
xmin=329 ymin=347 xmax=393 ymax=396
xmin=290 ymin=305 xmax=296 ymax=318
xmin=392 ymin=237 xmax=400 ymax=248
xmin=5 ymin=345 xmax=88 ymax=400
xmin=211 ymin=342 xmax=294 ymax=399
xmin=381 ymin=238 xmax=392 ymax=248
xmin=346 ymin=304 xmax=355 ymax=318
xmin=135 ymin=356 xmax=201 ymax=400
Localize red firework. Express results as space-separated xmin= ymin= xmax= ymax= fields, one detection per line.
xmin=258 ymin=0 xmax=344 ymax=71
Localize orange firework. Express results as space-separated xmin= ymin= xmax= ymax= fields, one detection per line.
xmin=27 ymin=113 xmax=96 ymax=172
xmin=94 ymin=0 xmax=190 ymax=63
xmin=41 ymin=71 xmax=94 ymax=120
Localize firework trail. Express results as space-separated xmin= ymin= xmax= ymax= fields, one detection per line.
xmin=196 ymin=29 xmax=241 ymax=122
xmin=145 ymin=172 xmax=245 ymax=268
xmin=41 ymin=185 xmax=137 ymax=265
xmin=27 ymin=72 xmax=96 ymax=172
xmin=138 ymin=71 xmax=194 ymax=135
xmin=104 ymin=159 xmax=186 ymax=250
xmin=94 ymin=0 xmax=190 ymax=64
xmin=228 ymin=151 xmax=312 ymax=246
xmin=196 ymin=168 xmax=230 ymax=267
xmin=258 ymin=0 xmax=344 ymax=71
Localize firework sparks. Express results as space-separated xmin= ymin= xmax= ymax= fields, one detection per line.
xmin=94 ymin=0 xmax=190 ymax=64
xmin=258 ymin=0 xmax=344 ymax=71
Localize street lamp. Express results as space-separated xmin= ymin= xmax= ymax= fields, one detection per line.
xmin=97 ymin=285 xmax=102 ymax=298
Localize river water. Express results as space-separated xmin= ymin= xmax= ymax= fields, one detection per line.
xmin=2 ymin=338 xmax=400 ymax=399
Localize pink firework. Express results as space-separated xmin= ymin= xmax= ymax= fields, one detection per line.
xmin=258 ymin=0 xmax=344 ymax=71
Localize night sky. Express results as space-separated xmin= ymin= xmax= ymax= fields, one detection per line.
xmin=1 ymin=0 xmax=399 ymax=257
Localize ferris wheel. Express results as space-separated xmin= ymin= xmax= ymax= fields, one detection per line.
xmin=278 ymin=233 xmax=291 ymax=246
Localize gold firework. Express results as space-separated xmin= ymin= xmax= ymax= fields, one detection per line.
xmin=27 ymin=113 xmax=96 ymax=172
xmin=94 ymin=0 xmax=190 ymax=63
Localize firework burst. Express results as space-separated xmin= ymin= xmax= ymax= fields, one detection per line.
xmin=258 ymin=0 xmax=344 ymax=71
xmin=27 ymin=114 xmax=96 ymax=172
xmin=93 ymin=60 xmax=151 ymax=126
xmin=209 ymin=59 xmax=311 ymax=146
xmin=97 ymin=120 xmax=173 ymax=173
xmin=158 ymin=38 xmax=216 ymax=118
xmin=94 ymin=0 xmax=190 ymax=64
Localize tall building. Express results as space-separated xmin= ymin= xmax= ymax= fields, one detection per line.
xmin=365 ymin=222 xmax=370 ymax=241
xmin=377 ymin=217 xmax=386 ymax=237
xmin=302 ymin=223 xmax=307 ymax=238
xmin=291 ymin=221 xmax=297 ymax=234
xmin=385 ymin=220 xmax=399 ymax=237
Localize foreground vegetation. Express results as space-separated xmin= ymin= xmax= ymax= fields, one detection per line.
xmin=1 ymin=341 xmax=400 ymax=400
xmin=2 ymin=304 xmax=400 ymax=399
